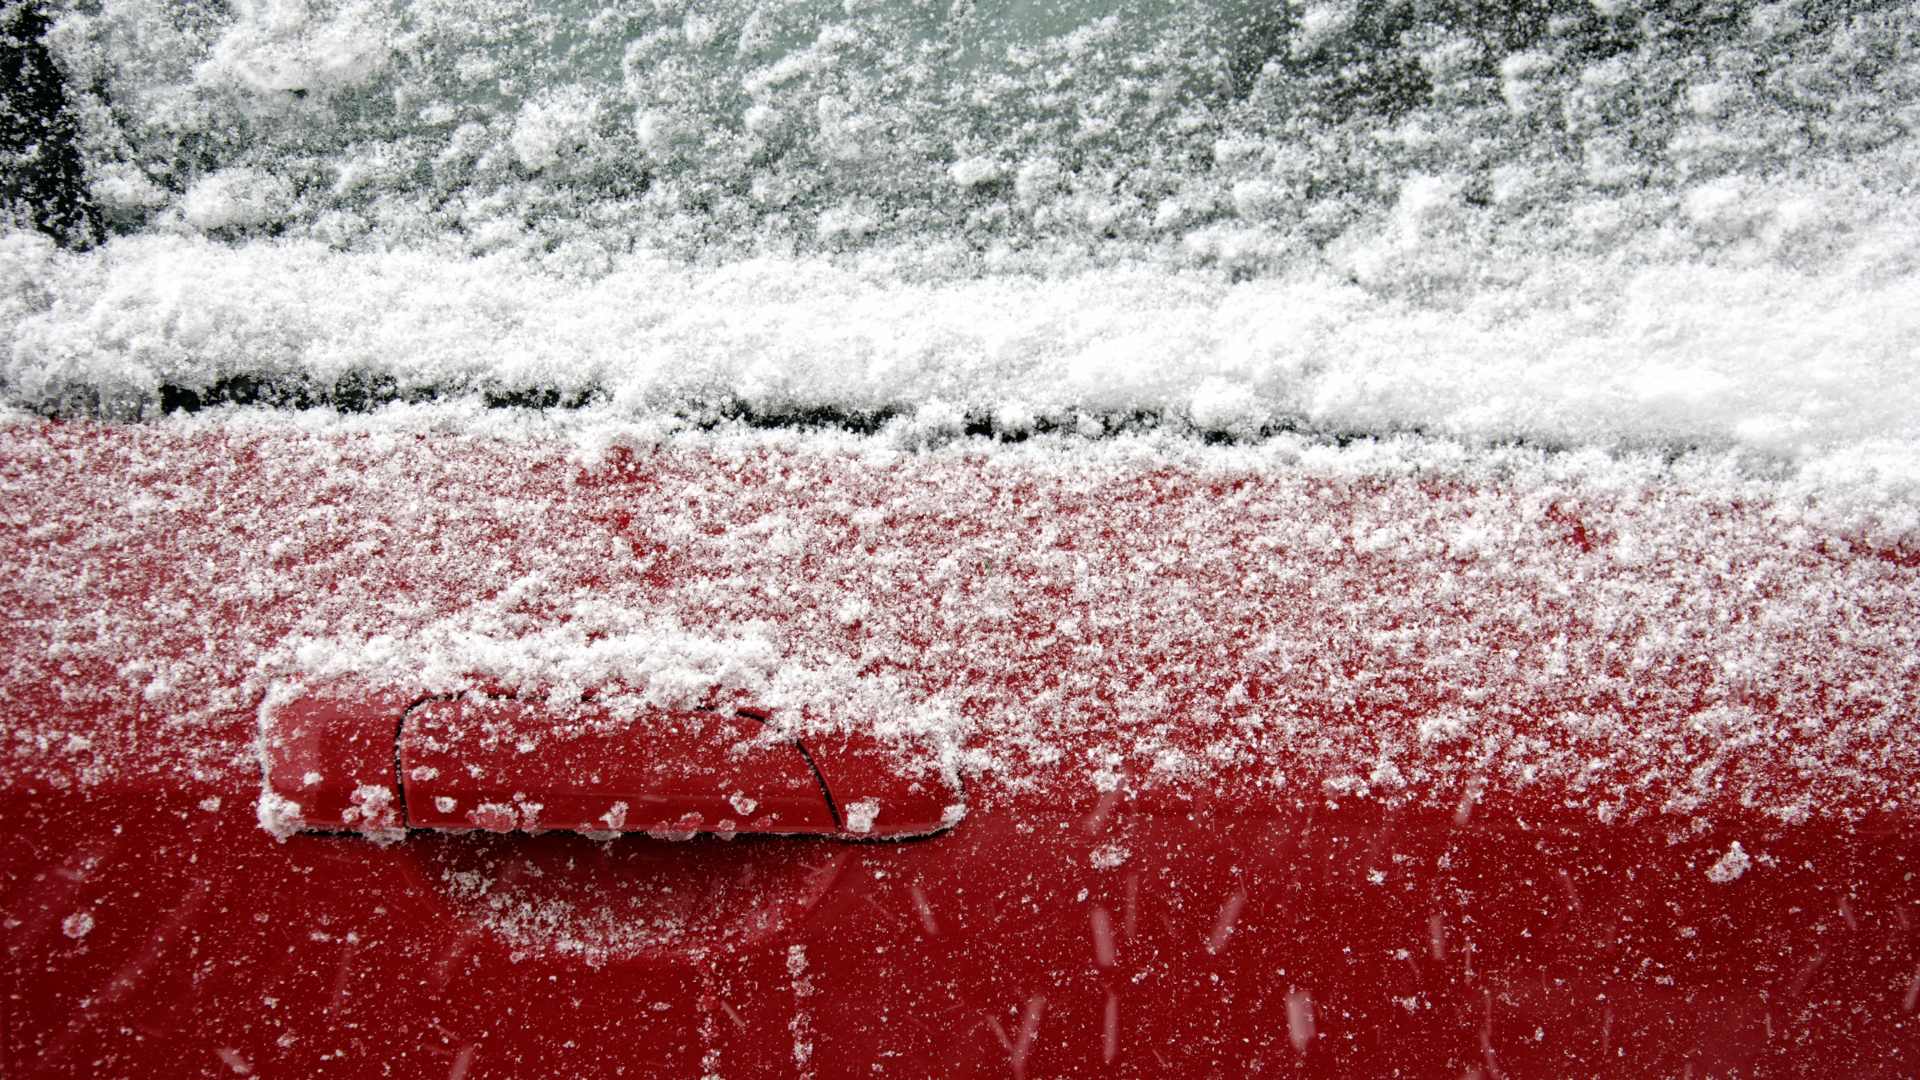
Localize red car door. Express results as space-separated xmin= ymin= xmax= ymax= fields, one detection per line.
xmin=5 ymin=421 xmax=1917 ymax=1076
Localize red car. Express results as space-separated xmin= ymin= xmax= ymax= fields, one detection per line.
xmin=6 ymin=1 xmax=1920 ymax=1075
xmin=5 ymin=420 xmax=1917 ymax=1077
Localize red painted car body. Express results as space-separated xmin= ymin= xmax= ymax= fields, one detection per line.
xmin=4 ymin=421 xmax=1919 ymax=1076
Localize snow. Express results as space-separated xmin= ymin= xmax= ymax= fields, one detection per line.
xmin=947 ymin=157 xmax=1004 ymax=190
xmin=842 ymin=798 xmax=879 ymax=835
xmin=255 ymin=789 xmax=304 ymax=842
xmin=6 ymin=232 xmax=1919 ymax=492
xmin=0 ymin=0 xmax=1912 ymax=497
xmin=195 ymin=0 xmax=392 ymax=101
xmin=510 ymin=89 xmax=601 ymax=173
xmin=179 ymin=169 xmax=293 ymax=232
xmin=342 ymin=782 xmax=405 ymax=844
xmin=1707 ymin=841 xmax=1752 ymax=884
xmin=272 ymin=615 xmax=789 ymax=711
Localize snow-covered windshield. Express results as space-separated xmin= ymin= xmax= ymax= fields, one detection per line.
xmin=2 ymin=0 xmax=1916 ymax=495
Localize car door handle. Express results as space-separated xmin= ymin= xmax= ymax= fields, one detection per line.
xmin=258 ymin=691 xmax=960 ymax=842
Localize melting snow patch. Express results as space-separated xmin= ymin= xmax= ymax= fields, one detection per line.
xmin=1706 ymin=842 xmax=1752 ymax=884
xmin=469 ymin=802 xmax=520 ymax=833
xmin=1287 ymin=989 xmax=1316 ymax=1053
xmin=256 ymin=790 xmax=303 ymax=842
xmin=343 ymin=784 xmax=405 ymax=845
xmin=843 ymin=798 xmax=880 ymax=835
